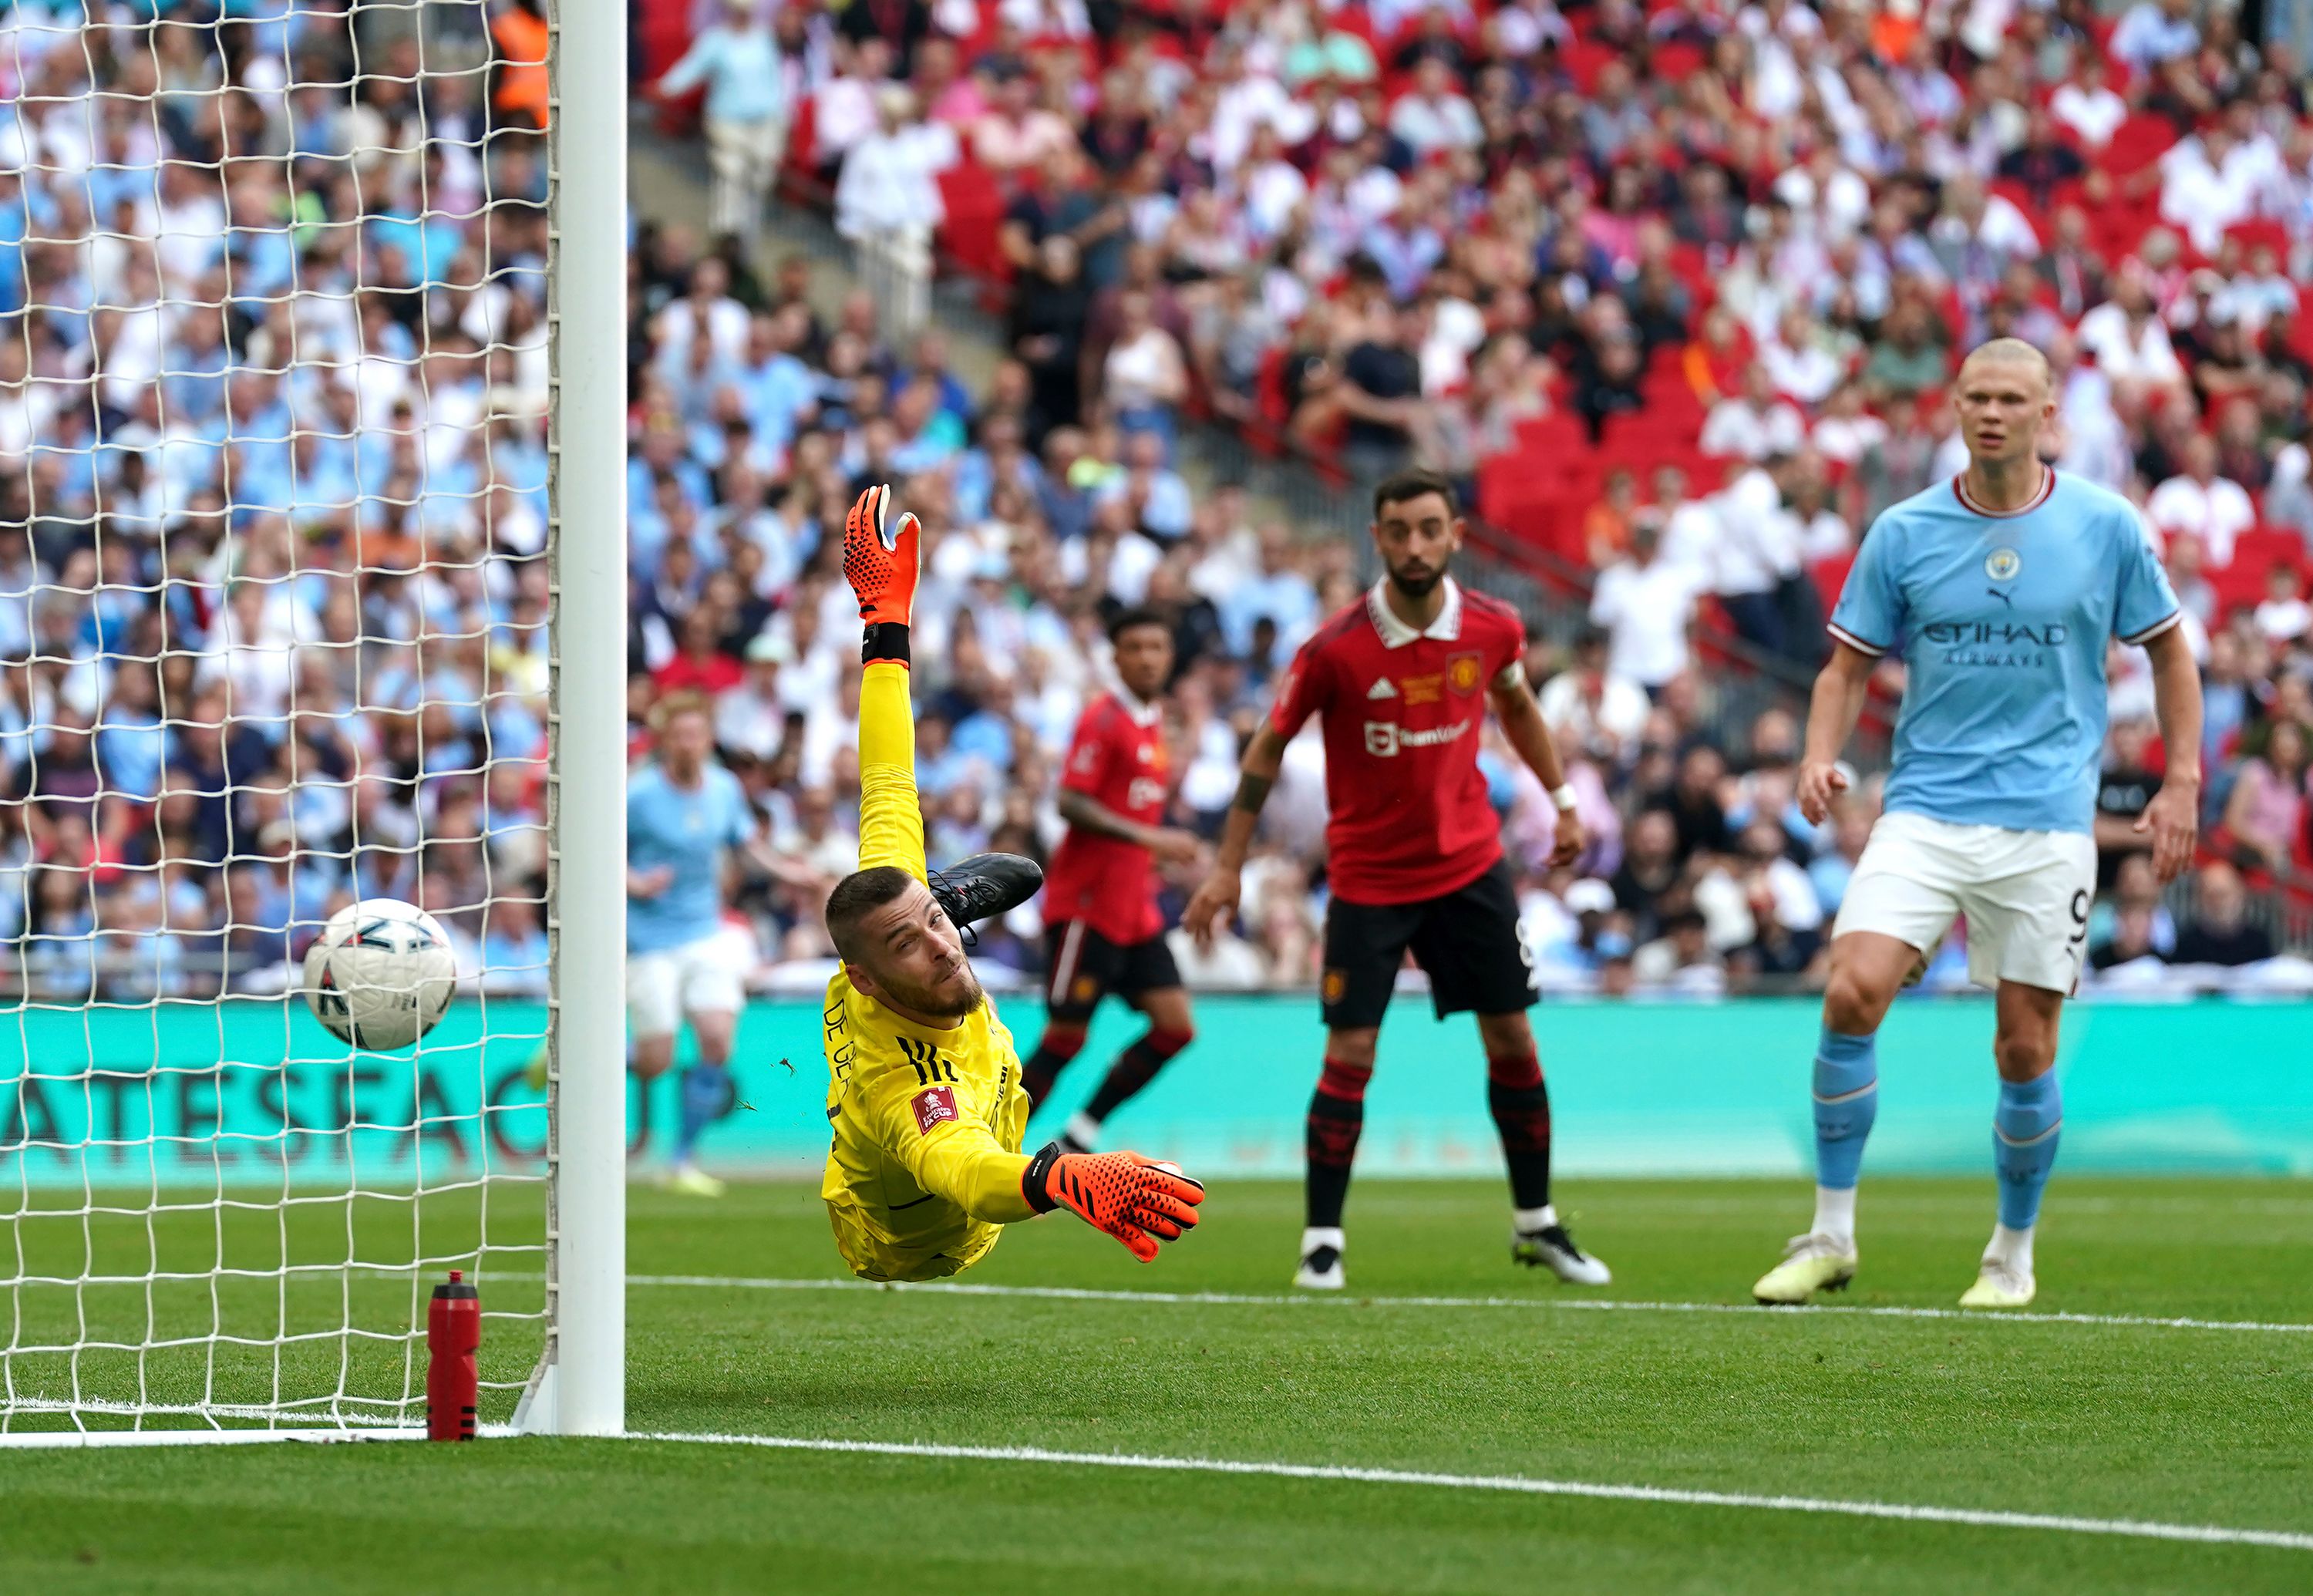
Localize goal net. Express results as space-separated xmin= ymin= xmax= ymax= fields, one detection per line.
xmin=0 ymin=0 xmax=623 ymax=1439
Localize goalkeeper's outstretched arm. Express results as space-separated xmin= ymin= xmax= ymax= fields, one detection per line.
xmin=857 ymin=647 xmax=927 ymax=882
xmin=844 ymin=484 xmax=929 ymax=882
xmin=835 ymin=485 xmax=1204 ymax=1261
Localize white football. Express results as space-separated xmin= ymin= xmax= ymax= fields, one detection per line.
xmin=301 ymin=899 xmax=457 ymax=1050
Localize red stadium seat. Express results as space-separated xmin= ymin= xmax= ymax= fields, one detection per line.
xmin=935 ymin=160 xmax=1008 ymax=282
xmin=1254 ymin=345 xmax=1291 ymax=429
xmin=1564 ymin=39 xmax=1617 ymax=93
xmin=1559 ymin=460 xmax=1608 ymax=509
xmin=1596 ymin=410 xmax=1705 ymax=473
xmin=2089 ymin=193 xmax=2164 ymax=263
xmin=1478 ymin=460 xmax=1574 ymax=554
xmin=1475 ymin=449 xmax=1525 ymax=524
xmin=2227 ymin=218 xmax=2292 ymax=258
xmin=1665 ymin=241 xmax=1714 ymax=297
xmin=1639 ymin=369 xmax=1705 ymax=417
xmin=2229 ymin=528 xmax=2309 ymax=579
xmin=1651 ymin=40 xmax=1706 ymax=81
xmin=1812 ymin=553 xmax=1857 ymax=616
xmin=636 ymin=0 xmax=695 ymax=79
xmin=779 ymin=93 xmax=818 ymax=197
xmin=1512 ymin=412 xmax=1587 ymax=457
xmin=2103 ymin=113 xmax=2180 ymax=177
xmin=2206 ymin=569 xmax=2267 ymax=621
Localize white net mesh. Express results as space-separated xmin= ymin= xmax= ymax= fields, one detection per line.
xmin=0 ymin=0 xmax=553 ymax=1433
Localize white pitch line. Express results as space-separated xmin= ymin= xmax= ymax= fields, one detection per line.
xmin=0 ymin=1427 xmax=423 ymax=1450
xmin=625 ymin=1274 xmax=2313 ymax=1335
xmin=630 ymin=1432 xmax=2313 ymax=1553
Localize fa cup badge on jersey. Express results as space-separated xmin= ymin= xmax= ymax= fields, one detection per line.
xmin=911 ymin=1086 xmax=959 ymax=1136
xmin=1985 ymin=548 xmax=2022 ymax=582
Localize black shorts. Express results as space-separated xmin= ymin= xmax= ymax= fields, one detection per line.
xmin=1043 ymin=921 xmax=1183 ymax=1022
xmin=1321 ymin=858 xmax=1536 ymax=1029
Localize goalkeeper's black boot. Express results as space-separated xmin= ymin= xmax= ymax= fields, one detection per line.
xmin=929 ymin=853 xmax=1043 ymax=941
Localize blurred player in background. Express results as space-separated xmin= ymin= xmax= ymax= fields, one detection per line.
xmin=1755 ymin=340 xmax=2203 ymax=1310
xmin=1186 ymin=469 xmax=1601 ymax=1291
xmin=626 ymin=692 xmax=756 ymax=1197
xmin=1021 ymin=608 xmax=1205 ymax=1153
xmin=820 ymin=486 xmax=1204 ymax=1283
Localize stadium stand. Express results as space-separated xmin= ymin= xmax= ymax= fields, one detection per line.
xmin=13 ymin=0 xmax=2312 ymax=1011
xmin=635 ymin=0 xmax=2313 ymax=991
xmin=1 ymin=0 xmax=557 ymax=1002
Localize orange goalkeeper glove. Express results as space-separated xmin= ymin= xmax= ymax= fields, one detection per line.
xmin=843 ymin=483 xmax=921 ymax=631
xmin=1022 ymin=1146 xmax=1204 ymax=1263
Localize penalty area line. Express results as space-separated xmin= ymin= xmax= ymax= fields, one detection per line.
xmin=628 ymin=1433 xmax=2313 ymax=1553
xmin=623 ymin=1274 xmax=2313 ymax=1336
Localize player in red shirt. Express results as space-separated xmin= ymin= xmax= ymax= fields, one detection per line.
xmin=1021 ymin=608 xmax=1206 ymax=1153
xmin=1185 ymin=469 xmax=1608 ymax=1290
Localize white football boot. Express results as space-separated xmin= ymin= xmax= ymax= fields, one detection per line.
xmin=662 ymin=1163 xmax=728 ymax=1199
xmin=1959 ymin=1256 xmax=2035 ymax=1309
xmin=1752 ymin=1232 xmax=1860 ymax=1304
xmin=1512 ymin=1222 xmax=1611 ymax=1285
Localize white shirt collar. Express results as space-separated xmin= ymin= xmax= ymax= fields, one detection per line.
xmin=1365 ymin=575 xmax=1463 ymax=648
xmin=1117 ymin=685 xmax=1162 ymax=726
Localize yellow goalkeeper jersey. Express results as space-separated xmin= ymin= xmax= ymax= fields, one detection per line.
xmin=821 ymin=661 xmax=1035 ymax=1283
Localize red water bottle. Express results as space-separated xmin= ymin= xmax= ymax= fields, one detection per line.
xmin=426 ymin=1270 xmax=480 ymax=1441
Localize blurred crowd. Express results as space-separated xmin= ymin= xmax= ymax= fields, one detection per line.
xmin=636 ymin=0 xmax=2313 ymax=987
xmin=6 ymin=0 xmax=2312 ymax=1012
xmin=625 ymin=222 xmax=2310 ymax=996
xmin=0 ymin=0 xmax=554 ymax=1001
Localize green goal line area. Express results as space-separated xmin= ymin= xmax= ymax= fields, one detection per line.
xmin=5 ymin=1177 xmax=2311 ymax=1593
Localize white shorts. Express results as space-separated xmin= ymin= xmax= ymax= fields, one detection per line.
xmin=627 ymin=933 xmax=745 ymax=1039
xmin=1833 ymin=812 xmax=2097 ymax=995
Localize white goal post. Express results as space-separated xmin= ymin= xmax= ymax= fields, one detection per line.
xmin=527 ymin=0 xmax=626 ymax=1441
xmin=0 ymin=0 xmax=625 ymax=1442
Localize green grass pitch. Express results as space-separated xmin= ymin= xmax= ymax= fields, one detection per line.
xmin=3 ymin=1174 xmax=2310 ymax=1594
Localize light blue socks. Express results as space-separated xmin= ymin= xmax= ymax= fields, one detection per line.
xmin=1993 ymin=1072 xmax=2062 ymax=1232
xmin=676 ymin=1062 xmax=732 ymax=1162
xmin=1809 ymin=1029 xmax=1878 ymax=1247
xmin=1807 ymin=1032 xmax=2061 ymax=1271
xmin=1813 ymin=1029 xmax=1879 ymax=1190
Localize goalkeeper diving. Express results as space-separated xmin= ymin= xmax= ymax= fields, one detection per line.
xmin=820 ymin=484 xmax=1206 ymax=1281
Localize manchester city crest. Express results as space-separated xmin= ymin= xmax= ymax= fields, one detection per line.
xmin=1985 ymin=547 xmax=2022 ymax=581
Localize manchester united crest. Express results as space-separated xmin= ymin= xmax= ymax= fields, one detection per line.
xmin=1446 ymin=652 xmax=1484 ymax=696
xmin=1321 ymin=968 xmax=1348 ymax=1005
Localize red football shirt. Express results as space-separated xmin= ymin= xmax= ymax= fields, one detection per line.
xmin=1268 ymin=578 xmax=1525 ymax=905
xmin=1043 ymin=691 xmax=1170 ymax=943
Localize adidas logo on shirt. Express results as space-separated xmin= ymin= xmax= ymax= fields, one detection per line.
xmin=1366 ymin=678 xmax=1399 ymax=700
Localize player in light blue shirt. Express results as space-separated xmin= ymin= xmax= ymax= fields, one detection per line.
xmin=1755 ymin=340 xmax=2204 ymax=1311
xmin=628 ymin=694 xmax=758 ymax=1196
xmin=1824 ymin=462 xmax=2183 ymax=835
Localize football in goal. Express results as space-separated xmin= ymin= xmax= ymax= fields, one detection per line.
xmin=301 ymin=900 xmax=459 ymax=1052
